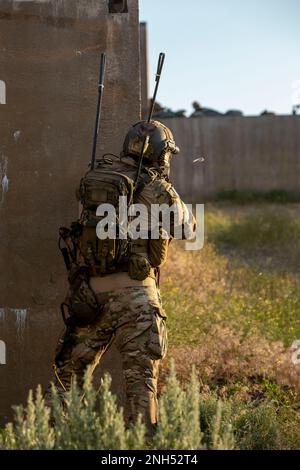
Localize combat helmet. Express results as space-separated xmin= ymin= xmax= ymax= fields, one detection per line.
xmin=122 ymin=120 xmax=180 ymax=174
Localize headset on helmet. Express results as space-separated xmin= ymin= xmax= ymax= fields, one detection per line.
xmin=122 ymin=120 xmax=180 ymax=172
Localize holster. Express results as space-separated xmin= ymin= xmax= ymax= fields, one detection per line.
xmin=62 ymin=265 xmax=102 ymax=327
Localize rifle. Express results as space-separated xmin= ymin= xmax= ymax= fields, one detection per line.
xmin=134 ymin=52 xmax=165 ymax=187
xmin=91 ymin=53 xmax=107 ymax=170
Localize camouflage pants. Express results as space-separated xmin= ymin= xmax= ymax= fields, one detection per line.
xmin=47 ymin=286 xmax=167 ymax=431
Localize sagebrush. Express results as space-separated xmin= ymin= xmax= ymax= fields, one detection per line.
xmin=2 ymin=364 xmax=296 ymax=450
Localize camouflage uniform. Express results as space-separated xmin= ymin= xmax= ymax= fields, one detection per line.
xmin=51 ymin=285 xmax=166 ymax=429
xmin=47 ymin=123 xmax=195 ymax=432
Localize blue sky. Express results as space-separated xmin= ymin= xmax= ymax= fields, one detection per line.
xmin=139 ymin=0 xmax=300 ymax=116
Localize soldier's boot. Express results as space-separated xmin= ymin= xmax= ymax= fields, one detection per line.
xmin=43 ymin=338 xmax=104 ymax=420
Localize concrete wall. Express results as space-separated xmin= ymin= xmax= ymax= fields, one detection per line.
xmin=139 ymin=22 xmax=148 ymax=120
xmin=0 ymin=0 xmax=140 ymax=424
xmin=163 ymin=116 xmax=300 ymax=201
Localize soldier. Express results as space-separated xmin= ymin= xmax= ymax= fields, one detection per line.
xmin=46 ymin=120 xmax=196 ymax=433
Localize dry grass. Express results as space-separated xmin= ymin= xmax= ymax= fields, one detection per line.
xmin=158 ymin=203 xmax=300 ymax=448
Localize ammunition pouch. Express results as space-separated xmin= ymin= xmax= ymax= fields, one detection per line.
xmin=79 ymin=222 xmax=117 ymax=275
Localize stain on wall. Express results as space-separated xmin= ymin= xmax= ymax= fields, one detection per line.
xmin=0 ymin=340 xmax=6 ymax=365
xmin=0 ymin=156 xmax=9 ymax=205
xmin=0 ymin=80 xmax=6 ymax=105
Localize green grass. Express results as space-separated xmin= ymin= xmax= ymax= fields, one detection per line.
xmin=216 ymin=189 xmax=300 ymax=204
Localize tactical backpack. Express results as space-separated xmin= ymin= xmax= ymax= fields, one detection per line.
xmin=76 ymin=157 xmax=139 ymax=275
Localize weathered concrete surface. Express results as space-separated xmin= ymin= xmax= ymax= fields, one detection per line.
xmin=0 ymin=0 xmax=140 ymax=424
xmin=139 ymin=21 xmax=148 ymax=119
xmin=163 ymin=116 xmax=300 ymax=200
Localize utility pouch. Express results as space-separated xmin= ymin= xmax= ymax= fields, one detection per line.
xmin=128 ymin=254 xmax=152 ymax=281
xmin=79 ymin=225 xmax=98 ymax=264
xmin=147 ymin=308 xmax=168 ymax=360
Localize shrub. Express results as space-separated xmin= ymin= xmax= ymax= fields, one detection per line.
xmin=4 ymin=373 xmax=145 ymax=451
xmin=3 ymin=365 xmax=294 ymax=451
xmin=153 ymin=364 xmax=204 ymax=450
xmin=235 ymin=403 xmax=281 ymax=450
